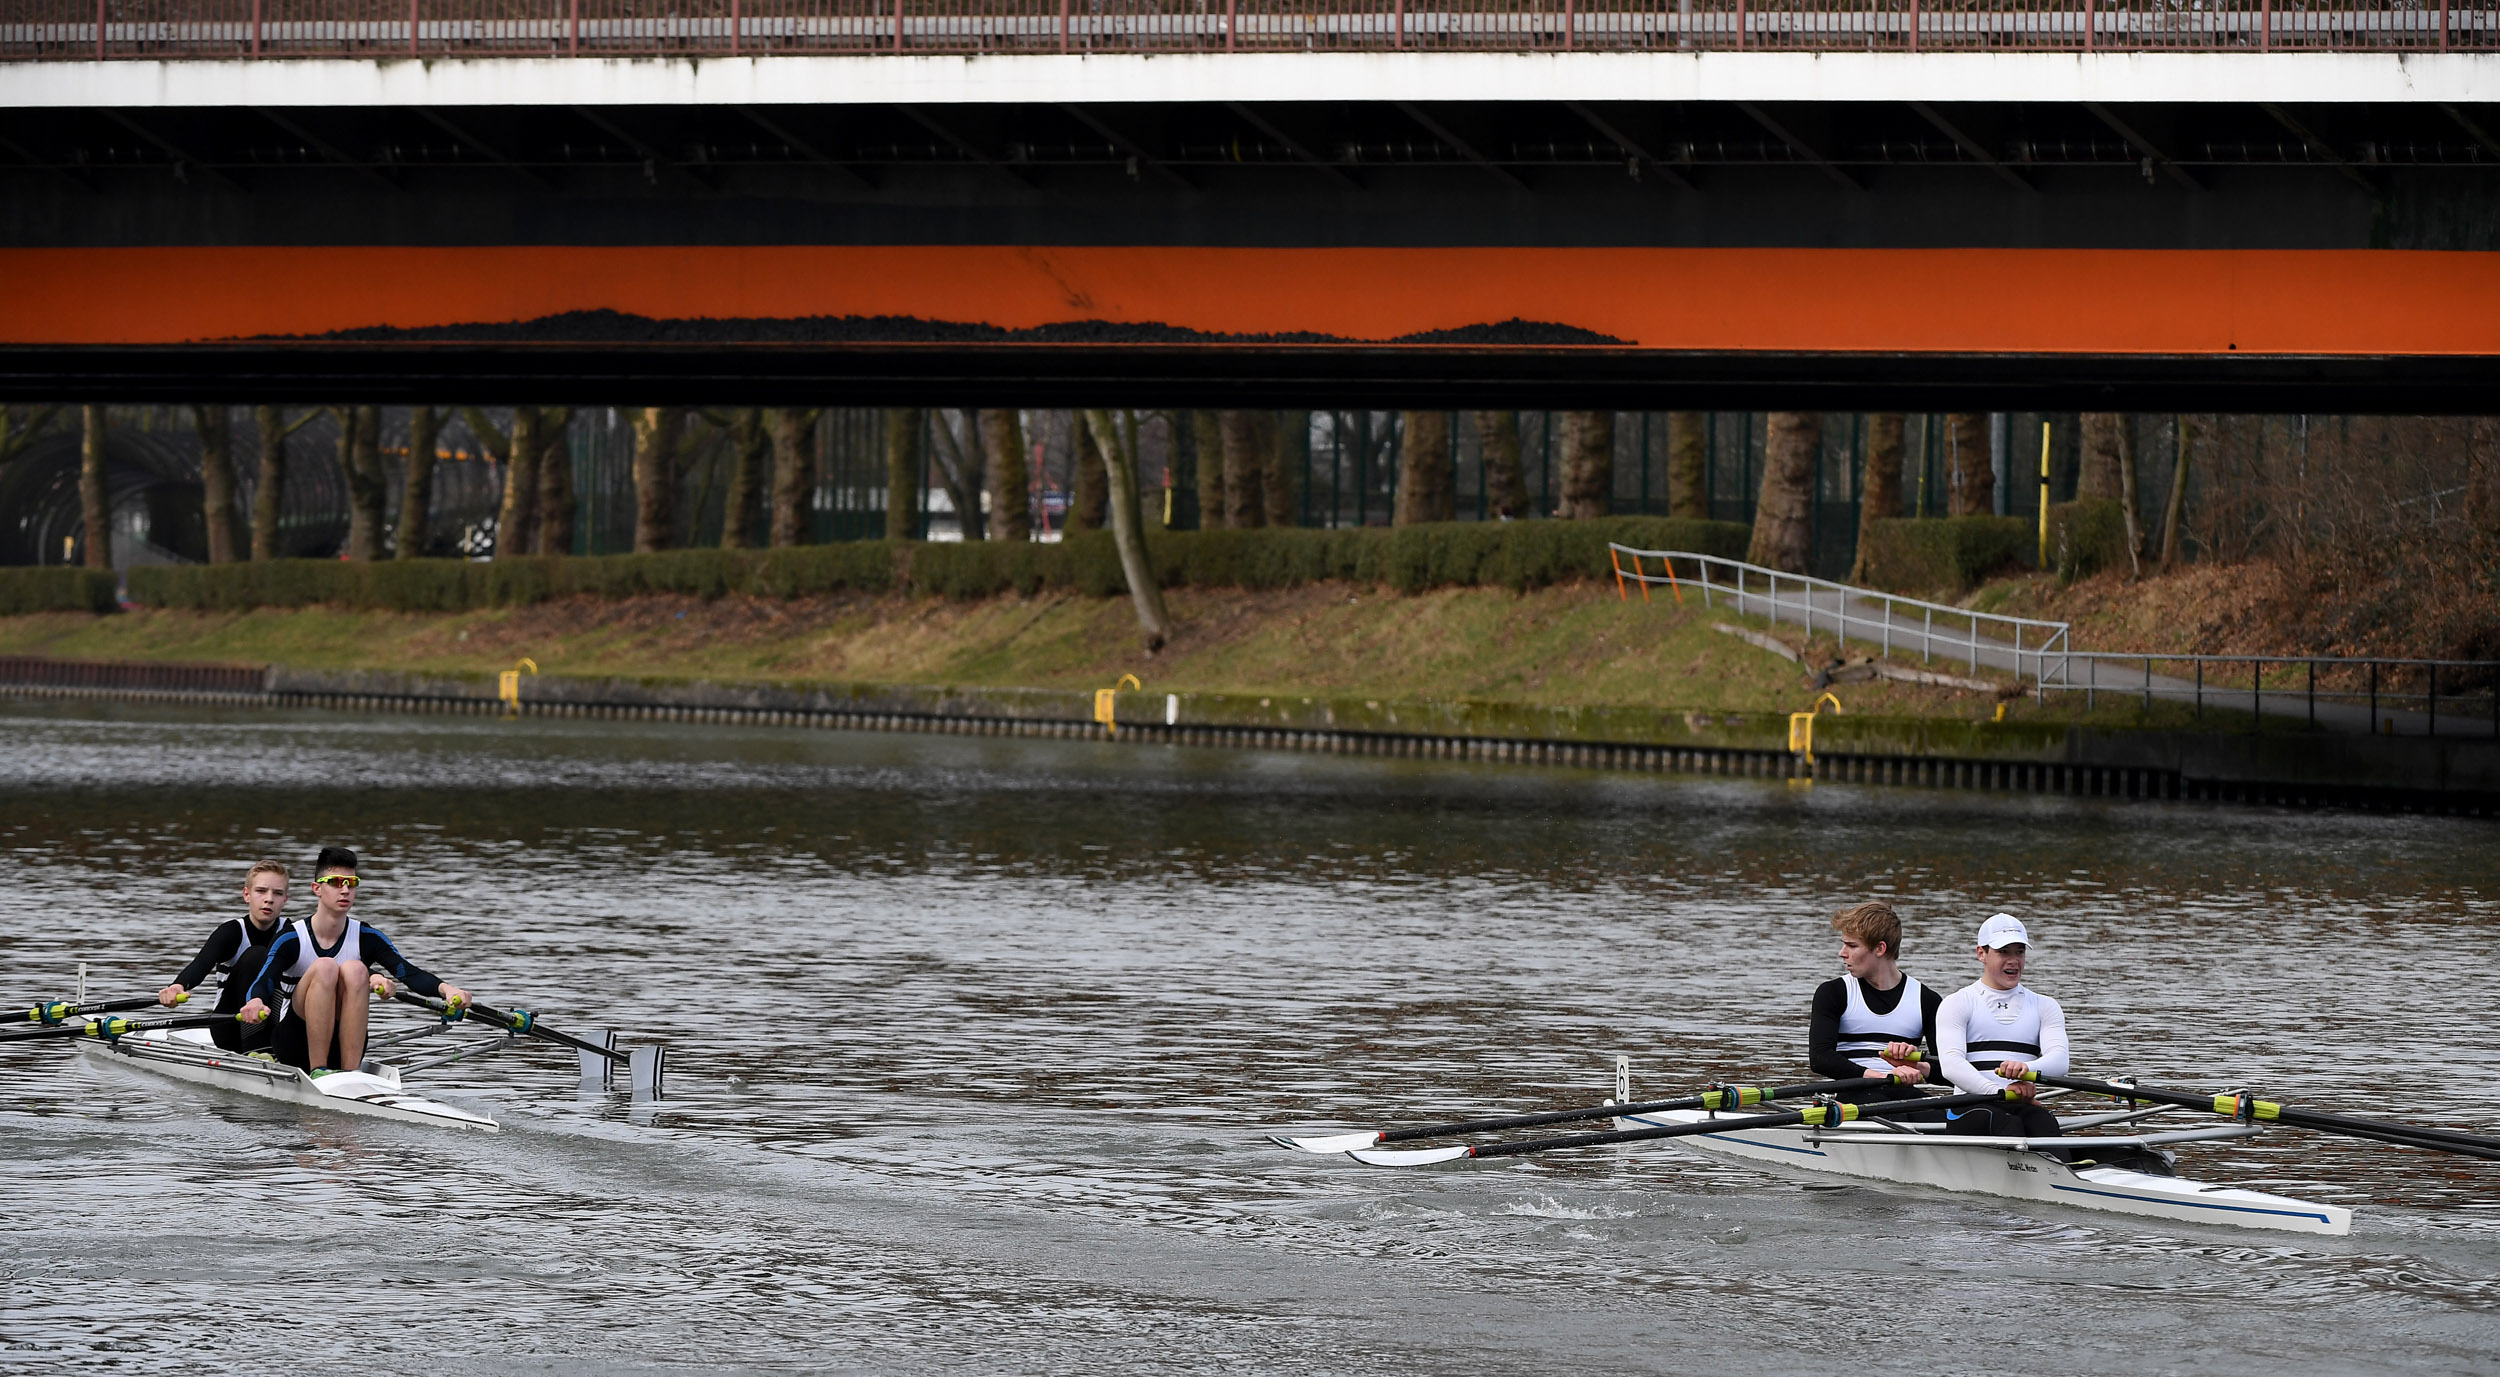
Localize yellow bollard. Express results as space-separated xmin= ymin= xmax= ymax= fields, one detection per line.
xmin=1788 ymin=692 xmax=1843 ymax=765
xmin=1094 ymin=673 xmax=1141 ymax=736
xmin=498 ymin=657 xmax=538 ymax=717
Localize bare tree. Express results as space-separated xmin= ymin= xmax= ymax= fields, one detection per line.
xmin=534 ymin=408 xmax=575 ymax=556
xmin=251 ymin=405 xmax=316 ymax=561
xmin=1219 ymin=410 xmax=1267 ymax=529
xmin=2160 ymin=415 xmax=2197 ymax=568
xmin=631 ymin=406 xmax=685 ymax=553
xmin=1850 ymin=413 xmax=1905 ymax=583
xmin=2078 ymin=413 xmax=2124 ymax=501
xmin=1395 ymin=410 xmax=1453 ymax=525
xmin=1946 ymin=413 xmax=1994 ymax=516
xmin=1557 ymin=411 xmax=1614 ymax=519
xmin=1666 ymin=412 xmax=1708 ymax=521
xmin=2470 ymin=417 xmax=2500 ymax=534
xmin=192 ymin=405 xmax=245 ymax=564
xmin=1068 ymin=412 xmax=1108 ymax=534
xmin=2116 ymin=416 xmax=2145 ymax=576
xmin=396 ymin=406 xmax=443 ymax=560
xmin=883 ymin=409 xmax=921 ymax=543
xmin=1266 ymin=410 xmax=1305 ymax=527
xmin=1084 ymin=409 xmax=1173 ymax=651
xmin=337 ymin=405 xmax=387 ymax=561
xmin=718 ymin=408 xmax=765 ymax=549
xmin=479 ymin=407 xmax=543 ymax=559
xmin=79 ymin=405 xmax=108 ymax=570
xmin=1474 ymin=410 xmax=1529 ymax=519
xmin=1746 ymin=412 xmax=1818 ymax=574
xmin=928 ymin=409 xmax=987 ymax=541
xmin=982 ymin=409 xmax=1030 ymax=542
xmin=0 ymin=405 xmax=63 ymax=468
xmin=768 ymin=408 xmax=821 ymax=547
xmin=1191 ymin=411 xmax=1224 ymax=527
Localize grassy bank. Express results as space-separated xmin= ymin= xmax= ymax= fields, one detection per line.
xmin=0 ymin=580 xmax=2285 ymax=735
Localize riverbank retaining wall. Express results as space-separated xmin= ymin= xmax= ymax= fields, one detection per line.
xmin=1 ymin=658 xmax=2490 ymax=816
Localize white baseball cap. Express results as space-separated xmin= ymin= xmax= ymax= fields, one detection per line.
xmin=1975 ymin=913 xmax=2031 ymax=949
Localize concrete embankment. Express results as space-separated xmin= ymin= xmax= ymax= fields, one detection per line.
xmin=2 ymin=656 xmax=2491 ymax=816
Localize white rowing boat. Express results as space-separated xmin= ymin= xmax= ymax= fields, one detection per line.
xmin=1614 ymin=1102 xmax=2353 ymax=1235
xmin=76 ymin=1024 xmax=501 ymax=1131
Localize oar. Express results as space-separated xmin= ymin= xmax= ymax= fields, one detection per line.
xmin=2027 ymin=1072 xmax=2500 ymax=1162
xmin=1273 ymin=1074 xmax=1916 ymax=1154
xmin=0 ymin=1012 xmax=235 ymax=1044
xmin=394 ymin=990 xmax=626 ymax=1064
xmin=1347 ymin=1088 xmax=2024 ymax=1166
xmin=17 ymin=992 xmax=189 ymax=1024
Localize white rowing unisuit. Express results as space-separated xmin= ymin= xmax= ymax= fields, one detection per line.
xmin=1937 ymin=980 xmax=2071 ymax=1094
xmin=1836 ymin=973 xmax=1930 ymax=1073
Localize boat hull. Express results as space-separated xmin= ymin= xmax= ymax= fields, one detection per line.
xmin=77 ymin=1028 xmax=497 ymax=1132
xmin=1619 ymin=1108 xmax=2350 ymax=1235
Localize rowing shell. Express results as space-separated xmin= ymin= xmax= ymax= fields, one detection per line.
xmin=76 ymin=1026 xmax=497 ymax=1132
xmin=1618 ymin=1106 xmax=2350 ymax=1235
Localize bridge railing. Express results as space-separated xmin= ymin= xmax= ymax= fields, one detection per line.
xmin=5 ymin=0 xmax=2494 ymax=59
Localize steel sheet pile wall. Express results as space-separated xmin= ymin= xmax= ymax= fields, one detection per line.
xmin=3 ymin=0 xmax=2492 ymax=56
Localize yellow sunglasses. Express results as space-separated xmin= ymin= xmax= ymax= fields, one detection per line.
xmin=313 ymin=874 xmax=363 ymax=889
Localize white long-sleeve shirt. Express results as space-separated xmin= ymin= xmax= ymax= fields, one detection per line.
xmin=1936 ymin=980 xmax=2070 ymax=1094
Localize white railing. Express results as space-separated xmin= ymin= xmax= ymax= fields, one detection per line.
xmin=1608 ymin=545 xmax=2073 ymax=689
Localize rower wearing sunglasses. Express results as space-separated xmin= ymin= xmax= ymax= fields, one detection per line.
xmin=237 ymin=847 xmax=469 ymax=1074
xmin=156 ymin=859 xmax=293 ymax=1052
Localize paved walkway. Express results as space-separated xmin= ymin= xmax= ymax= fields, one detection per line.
xmin=1666 ymin=577 xmax=2495 ymax=740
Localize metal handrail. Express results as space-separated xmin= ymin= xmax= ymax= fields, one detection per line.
xmin=2047 ymin=650 xmax=2500 ymax=738
xmin=1609 ymin=545 xmax=2072 ymax=688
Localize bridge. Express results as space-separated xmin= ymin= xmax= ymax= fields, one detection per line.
xmin=4 ymin=3 xmax=2499 ymax=408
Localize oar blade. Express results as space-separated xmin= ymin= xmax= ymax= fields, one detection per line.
xmin=1272 ymin=1131 xmax=1384 ymax=1154
xmin=1347 ymin=1145 xmax=1474 ymax=1167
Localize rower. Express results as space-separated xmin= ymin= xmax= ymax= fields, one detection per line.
xmin=1935 ymin=913 xmax=2069 ymax=1147
xmin=157 ymin=859 xmax=292 ymax=1051
xmin=237 ymin=847 xmax=468 ymax=1074
xmin=1807 ymin=900 xmax=1940 ymax=1103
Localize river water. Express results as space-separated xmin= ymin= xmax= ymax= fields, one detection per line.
xmin=1 ymin=700 xmax=2494 ymax=1374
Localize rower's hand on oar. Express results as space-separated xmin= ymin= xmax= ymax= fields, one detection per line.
xmin=370 ymin=974 xmax=395 ymax=1000
xmin=1879 ymin=1043 xmax=1927 ymax=1083
xmin=156 ymin=984 xmax=187 ymax=1008
xmin=1996 ymin=1060 xmax=2037 ymax=1100
xmin=238 ymin=998 xmax=272 ymax=1025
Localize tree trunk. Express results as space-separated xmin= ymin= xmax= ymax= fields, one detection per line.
xmin=495 ymin=407 xmax=541 ymax=558
xmin=534 ymin=408 xmax=574 ymax=556
xmin=883 ymin=408 xmax=921 ymax=543
xmin=2078 ymin=412 xmax=2124 ymax=500
xmin=925 ymin=409 xmax=985 ymax=541
xmin=2116 ymin=415 xmax=2145 ymax=576
xmin=336 ymin=405 xmax=386 ymax=562
xmin=79 ymin=404 xmax=109 ymax=570
xmin=2160 ymin=415 xmax=2196 ymax=568
xmin=1068 ymin=412 xmax=1109 ymax=534
xmin=1850 ymin=413 xmax=1905 ymax=583
xmin=1394 ymin=410 xmax=1453 ymax=525
xmin=1946 ymin=412 xmax=1994 ymax=517
xmin=720 ymin=408 xmax=765 ymax=549
xmin=769 ymin=408 xmax=819 ymax=548
xmin=1747 ymin=411 xmax=1818 ymax=574
xmin=1168 ymin=409 xmax=1200 ymax=529
xmin=1474 ymin=410 xmax=1528 ymax=519
xmin=631 ymin=406 xmax=684 ymax=553
xmin=1191 ymin=411 xmax=1224 ymax=528
xmin=2469 ymin=417 xmax=2500 ymax=534
xmin=396 ymin=405 xmax=440 ymax=559
xmin=193 ymin=404 xmax=243 ymax=564
xmin=982 ymin=409 xmax=1030 ymax=542
xmin=251 ymin=405 xmax=288 ymax=561
xmin=1557 ymin=410 xmax=1614 ymax=519
xmin=1085 ymin=409 xmax=1173 ymax=651
xmin=1666 ymin=411 xmax=1708 ymax=520
xmin=1219 ymin=410 xmax=1266 ymax=529
xmin=1266 ymin=409 xmax=1304 ymax=528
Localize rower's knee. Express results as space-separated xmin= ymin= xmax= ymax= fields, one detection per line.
xmin=301 ymin=958 xmax=341 ymax=989
xmin=338 ymin=959 xmax=370 ymax=986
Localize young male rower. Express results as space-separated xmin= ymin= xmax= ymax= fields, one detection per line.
xmin=1935 ymin=912 xmax=2068 ymax=1145
xmin=237 ymin=847 xmax=468 ymax=1074
xmin=156 ymin=859 xmax=292 ymax=1052
xmin=1807 ymin=900 xmax=1941 ymax=1103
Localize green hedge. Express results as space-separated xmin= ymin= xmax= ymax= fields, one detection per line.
xmin=129 ymin=517 xmax=1750 ymax=612
xmin=2048 ymin=500 xmax=2136 ymax=583
xmin=0 ymin=567 xmax=119 ymax=615
xmin=1855 ymin=516 xmax=2033 ymax=595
